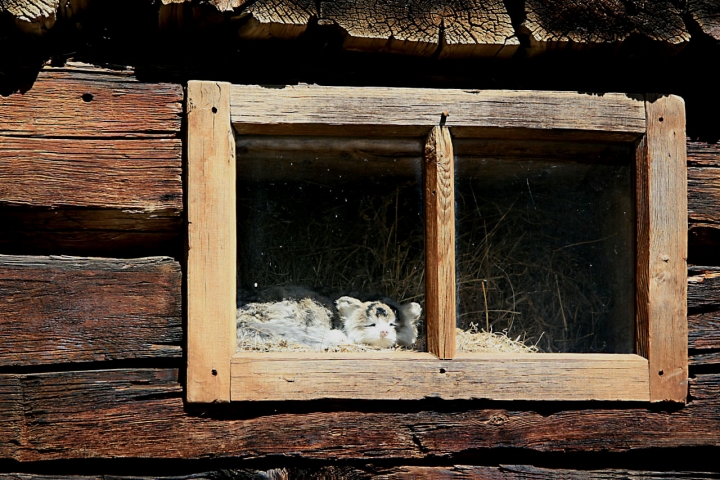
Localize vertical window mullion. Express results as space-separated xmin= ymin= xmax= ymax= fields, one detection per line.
xmin=424 ymin=125 xmax=456 ymax=359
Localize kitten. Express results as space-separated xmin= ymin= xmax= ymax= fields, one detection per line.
xmin=335 ymin=296 xmax=422 ymax=348
xmin=237 ymin=288 xmax=422 ymax=350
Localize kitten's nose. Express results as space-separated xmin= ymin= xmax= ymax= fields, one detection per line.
xmin=380 ymin=330 xmax=389 ymax=337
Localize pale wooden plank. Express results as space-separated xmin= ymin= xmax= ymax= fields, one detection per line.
xmin=230 ymin=85 xmax=646 ymax=138
xmin=644 ymin=95 xmax=688 ymax=403
xmin=425 ymin=126 xmax=456 ymax=359
xmin=186 ymin=81 xmax=236 ymax=403
xmin=231 ymin=352 xmax=650 ymax=401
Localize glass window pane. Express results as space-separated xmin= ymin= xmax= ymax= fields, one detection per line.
xmin=455 ymin=140 xmax=635 ymax=353
xmin=236 ymin=136 xmax=425 ymax=352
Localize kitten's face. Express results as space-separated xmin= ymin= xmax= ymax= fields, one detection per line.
xmin=336 ymin=297 xmax=398 ymax=348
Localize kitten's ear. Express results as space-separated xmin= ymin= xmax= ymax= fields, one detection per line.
xmin=399 ymin=302 xmax=422 ymax=325
xmin=335 ymin=296 xmax=364 ymax=319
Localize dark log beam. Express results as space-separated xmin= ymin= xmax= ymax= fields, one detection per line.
xmin=521 ymin=0 xmax=689 ymax=54
xmin=0 ymin=256 xmax=182 ymax=366
xmin=0 ymin=65 xmax=183 ymax=256
xmin=1 ymin=369 xmax=720 ymax=461
xmin=688 ymin=0 xmax=720 ymax=41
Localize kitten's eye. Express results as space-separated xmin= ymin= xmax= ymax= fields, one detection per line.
xmin=365 ymin=323 xmax=376 ymax=328
xmin=389 ymin=323 xmax=397 ymax=328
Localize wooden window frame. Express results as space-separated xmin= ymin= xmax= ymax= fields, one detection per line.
xmin=186 ymin=81 xmax=687 ymax=403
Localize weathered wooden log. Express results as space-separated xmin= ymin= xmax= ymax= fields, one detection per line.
xmin=2 ymin=466 xmax=719 ymax=479
xmin=688 ymin=268 xmax=720 ymax=357
xmin=0 ymin=67 xmax=182 ymax=138
xmin=688 ymin=0 xmax=720 ymax=41
xmin=688 ymin=267 xmax=720 ymax=311
xmin=374 ymin=465 xmax=720 ymax=479
xmin=1 ymin=369 xmax=720 ymax=461
xmin=0 ymin=65 xmax=183 ymax=254
xmin=521 ymin=0 xmax=689 ymax=53
xmin=0 ymin=0 xmax=58 ymax=34
xmin=236 ymin=0 xmax=315 ymax=40
xmin=319 ymin=0 xmax=518 ymax=58
xmin=687 ymin=141 xmax=720 ymax=266
xmin=688 ymin=141 xmax=720 ymax=224
xmin=0 ymin=256 xmax=182 ymax=366
xmin=0 ymin=137 xmax=182 ymax=211
xmin=0 ymin=375 xmax=22 ymax=461
xmin=0 ymin=207 xmax=182 ymax=258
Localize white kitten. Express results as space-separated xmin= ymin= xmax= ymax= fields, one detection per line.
xmin=237 ymin=290 xmax=422 ymax=351
xmin=335 ymin=296 xmax=422 ymax=349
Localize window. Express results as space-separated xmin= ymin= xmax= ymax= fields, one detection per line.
xmin=186 ymin=82 xmax=687 ymax=403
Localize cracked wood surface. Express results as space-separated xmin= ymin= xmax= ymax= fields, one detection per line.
xmin=5 ymin=0 xmax=708 ymax=58
xmin=0 ymin=256 xmax=182 ymax=366
xmin=0 ymin=369 xmax=719 ymax=461
xmin=0 ymin=66 xmax=183 ymax=256
xmin=318 ymin=0 xmax=518 ymax=58
xmin=688 ymin=0 xmax=720 ymax=41
xmin=522 ymin=0 xmax=689 ymax=49
xmin=2 ymin=466 xmax=720 ymax=478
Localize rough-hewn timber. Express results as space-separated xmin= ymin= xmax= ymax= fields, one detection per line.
xmin=0 ymin=66 xmax=183 ymax=256
xmin=0 ymin=369 xmax=719 ymax=461
xmin=2 ymin=466 xmax=719 ymax=479
xmin=0 ymin=137 xmax=182 ymax=211
xmin=0 ymin=256 xmax=182 ymax=366
xmin=688 ymin=0 xmax=720 ymax=41
xmin=688 ymin=141 xmax=720 ymax=226
xmin=521 ymin=0 xmax=689 ymax=51
xmin=0 ymin=208 xmax=183 ymax=258
xmin=0 ymin=69 xmax=182 ymax=138
xmin=236 ymin=0 xmax=315 ymax=40
xmin=319 ymin=0 xmax=518 ymax=58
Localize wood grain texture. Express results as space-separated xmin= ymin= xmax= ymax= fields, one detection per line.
xmin=236 ymin=0 xmax=314 ymax=40
xmin=688 ymin=141 xmax=720 ymax=225
xmin=3 ymin=466 xmax=717 ymax=479
xmin=319 ymin=0 xmax=518 ymax=58
xmin=0 ymin=0 xmax=57 ymax=21
xmin=688 ymin=267 xmax=720 ymax=353
xmin=688 ymin=0 xmax=720 ymax=41
xmin=522 ymin=0 xmax=689 ymax=47
xmin=643 ymin=95 xmax=688 ymax=403
xmin=186 ymin=81 xmax=236 ymax=403
xmin=230 ymin=85 xmax=647 ymax=138
xmin=2 ymin=369 xmax=720 ymax=461
xmin=0 ymin=375 xmax=22 ymax=461
xmin=231 ymin=352 xmax=649 ymax=401
xmin=425 ymin=126 xmax=455 ymax=360
xmin=0 ymin=68 xmax=182 ymax=138
xmin=372 ymin=465 xmax=720 ymax=479
xmin=0 ymin=207 xmax=182 ymax=258
xmin=0 ymin=255 xmax=182 ymax=366
xmin=0 ymin=137 xmax=182 ymax=211
xmin=635 ymin=134 xmax=650 ymax=361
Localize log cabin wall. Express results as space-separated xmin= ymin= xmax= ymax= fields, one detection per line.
xmin=1 ymin=0 xmax=720 ymax=478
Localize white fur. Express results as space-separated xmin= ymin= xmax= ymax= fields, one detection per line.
xmin=336 ymin=296 xmax=398 ymax=348
xmin=237 ymin=298 xmax=349 ymax=350
xmin=237 ymin=292 xmax=422 ymax=351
